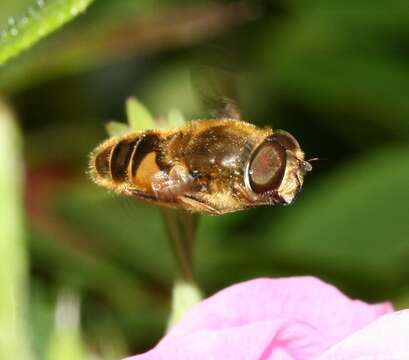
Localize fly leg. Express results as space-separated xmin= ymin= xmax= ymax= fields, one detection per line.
xmin=178 ymin=195 xmax=220 ymax=215
xmin=234 ymin=183 xmax=258 ymax=203
xmin=150 ymin=164 xmax=199 ymax=202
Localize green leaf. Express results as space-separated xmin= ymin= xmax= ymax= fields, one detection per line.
xmin=105 ymin=121 xmax=130 ymax=137
xmin=166 ymin=109 xmax=185 ymax=128
xmin=0 ymin=0 xmax=95 ymax=66
xmin=106 ymin=99 xmax=157 ymax=138
xmin=126 ymin=97 xmax=155 ymax=132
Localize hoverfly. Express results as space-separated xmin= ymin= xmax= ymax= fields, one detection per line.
xmin=89 ymin=117 xmax=312 ymax=215
xmin=90 ymin=55 xmax=312 ymax=214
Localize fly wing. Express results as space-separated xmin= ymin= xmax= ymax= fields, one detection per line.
xmin=191 ymin=52 xmax=242 ymax=120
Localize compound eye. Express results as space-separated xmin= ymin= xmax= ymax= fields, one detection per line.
xmin=270 ymin=130 xmax=300 ymax=152
xmin=248 ymin=140 xmax=286 ymax=193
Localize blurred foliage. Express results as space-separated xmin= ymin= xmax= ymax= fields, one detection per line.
xmin=0 ymin=102 xmax=30 ymax=358
xmin=46 ymin=290 xmax=87 ymax=360
xmin=0 ymin=0 xmax=408 ymax=358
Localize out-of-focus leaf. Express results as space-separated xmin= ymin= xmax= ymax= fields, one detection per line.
xmin=166 ymin=109 xmax=185 ymax=128
xmin=0 ymin=0 xmax=95 ymax=66
xmin=105 ymin=121 xmax=130 ymax=137
xmin=126 ymin=97 xmax=155 ymax=131
xmin=106 ymin=98 xmax=185 ymax=140
xmin=0 ymin=101 xmax=30 ymax=358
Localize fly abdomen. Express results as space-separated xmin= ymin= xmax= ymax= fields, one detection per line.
xmin=110 ymin=139 xmax=138 ymax=182
xmin=92 ymin=132 xmax=165 ymax=188
xmin=93 ymin=138 xmax=138 ymax=183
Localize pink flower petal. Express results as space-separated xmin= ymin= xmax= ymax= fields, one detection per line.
xmin=127 ymin=319 xmax=326 ymax=360
xmin=125 ymin=277 xmax=393 ymax=359
xmin=164 ymin=277 xmax=392 ymax=348
xmin=317 ymin=309 xmax=409 ymax=359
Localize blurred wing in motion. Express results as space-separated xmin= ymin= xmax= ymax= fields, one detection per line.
xmin=191 ymin=52 xmax=242 ymax=120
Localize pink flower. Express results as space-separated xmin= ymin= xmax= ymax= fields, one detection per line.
xmin=126 ymin=277 xmax=409 ymax=359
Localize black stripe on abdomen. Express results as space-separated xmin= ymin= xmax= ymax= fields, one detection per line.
xmin=131 ymin=133 xmax=163 ymax=176
xmin=110 ymin=139 xmax=138 ymax=181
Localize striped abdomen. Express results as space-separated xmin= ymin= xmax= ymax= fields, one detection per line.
xmin=91 ymin=133 xmax=167 ymax=191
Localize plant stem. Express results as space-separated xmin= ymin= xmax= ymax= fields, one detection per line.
xmin=161 ymin=209 xmax=198 ymax=282
xmin=161 ymin=209 xmax=203 ymax=328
